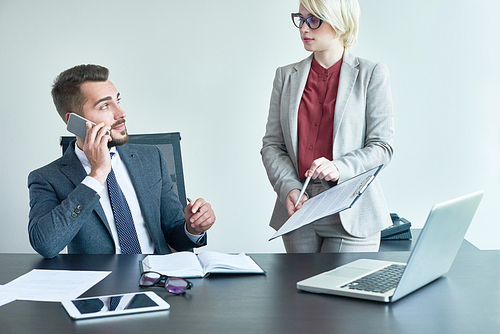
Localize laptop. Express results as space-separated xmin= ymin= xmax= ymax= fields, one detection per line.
xmin=297 ymin=190 xmax=484 ymax=302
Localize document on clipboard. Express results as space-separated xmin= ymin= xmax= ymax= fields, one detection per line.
xmin=269 ymin=165 xmax=383 ymax=241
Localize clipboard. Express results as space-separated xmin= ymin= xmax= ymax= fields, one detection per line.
xmin=269 ymin=165 xmax=383 ymax=241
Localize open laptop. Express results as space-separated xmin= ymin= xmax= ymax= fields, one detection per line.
xmin=297 ymin=190 xmax=484 ymax=302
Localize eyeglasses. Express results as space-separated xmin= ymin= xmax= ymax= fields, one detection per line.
xmin=291 ymin=13 xmax=323 ymax=30
xmin=139 ymin=271 xmax=193 ymax=295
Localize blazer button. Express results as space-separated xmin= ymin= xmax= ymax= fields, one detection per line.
xmin=71 ymin=212 xmax=78 ymax=218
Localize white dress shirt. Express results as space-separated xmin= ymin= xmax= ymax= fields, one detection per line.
xmin=74 ymin=143 xmax=202 ymax=254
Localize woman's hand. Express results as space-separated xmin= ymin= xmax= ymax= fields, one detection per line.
xmin=286 ymin=189 xmax=308 ymax=217
xmin=305 ymin=157 xmax=339 ymax=182
xmin=286 ymin=158 xmax=339 ymax=217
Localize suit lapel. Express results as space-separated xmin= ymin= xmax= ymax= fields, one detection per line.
xmin=117 ymin=145 xmax=153 ymax=221
xmin=60 ymin=142 xmax=88 ymax=187
xmin=288 ymin=54 xmax=313 ymax=160
xmin=60 ymin=142 xmax=110 ymax=231
xmin=334 ymin=50 xmax=359 ymax=144
xmin=118 ymin=144 xmax=164 ymax=252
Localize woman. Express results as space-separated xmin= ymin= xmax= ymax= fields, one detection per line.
xmin=261 ymin=0 xmax=394 ymax=253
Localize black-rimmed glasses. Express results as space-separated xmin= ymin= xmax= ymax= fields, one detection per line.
xmin=139 ymin=271 xmax=193 ymax=295
xmin=291 ymin=13 xmax=323 ymax=30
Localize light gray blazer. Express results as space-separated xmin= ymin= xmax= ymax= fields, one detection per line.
xmin=28 ymin=142 xmax=205 ymax=258
xmin=261 ymin=50 xmax=394 ymax=237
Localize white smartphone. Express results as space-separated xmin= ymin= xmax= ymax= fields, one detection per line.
xmin=66 ymin=113 xmax=110 ymax=139
xmin=61 ymin=291 xmax=170 ymax=320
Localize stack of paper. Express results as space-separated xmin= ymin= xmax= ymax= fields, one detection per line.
xmin=0 ymin=269 xmax=110 ymax=306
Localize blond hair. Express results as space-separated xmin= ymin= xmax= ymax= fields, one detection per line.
xmin=300 ymin=0 xmax=360 ymax=50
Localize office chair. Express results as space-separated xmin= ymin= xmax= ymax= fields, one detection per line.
xmin=60 ymin=132 xmax=188 ymax=206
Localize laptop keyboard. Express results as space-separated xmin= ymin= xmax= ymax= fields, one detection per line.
xmin=341 ymin=264 xmax=406 ymax=293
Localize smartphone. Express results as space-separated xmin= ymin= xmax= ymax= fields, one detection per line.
xmin=66 ymin=113 xmax=110 ymax=139
xmin=61 ymin=291 xmax=170 ymax=320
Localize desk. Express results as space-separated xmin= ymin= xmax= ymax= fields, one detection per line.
xmin=1 ymin=249 xmax=498 ymax=334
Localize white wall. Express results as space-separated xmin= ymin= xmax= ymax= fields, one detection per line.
xmin=0 ymin=0 xmax=498 ymax=254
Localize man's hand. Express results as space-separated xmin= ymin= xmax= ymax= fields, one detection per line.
xmin=184 ymin=198 xmax=215 ymax=235
xmin=286 ymin=189 xmax=308 ymax=217
xmin=306 ymin=157 xmax=339 ymax=182
xmin=83 ymin=122 xmax=112 ymax=185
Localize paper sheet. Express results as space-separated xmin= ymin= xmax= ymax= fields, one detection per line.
xmin=2 ymin=269 xmax=111 ymax=302
xmin=0 ymin=285 xmax=15 ymax=307
xmin=270 ymin=166 xmax=382 ymax=240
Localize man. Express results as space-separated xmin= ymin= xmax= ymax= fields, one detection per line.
xmin=28 ymin=64 xmax=215 ymax=258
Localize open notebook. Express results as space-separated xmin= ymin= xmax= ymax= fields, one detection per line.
xmin=297 ymin=191 xmax=484 ymax=302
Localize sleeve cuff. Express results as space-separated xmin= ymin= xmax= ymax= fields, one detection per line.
xmin=81 ymin=176 xmax=105 ymax=194
xmin=184 ymin=223 xmax=206 ymax=244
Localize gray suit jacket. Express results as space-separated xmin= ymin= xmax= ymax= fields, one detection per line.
xmin=28 ymin=142 xmax=205 ymax=258
xmin=261 ymin=50 xmax=394 ymax=237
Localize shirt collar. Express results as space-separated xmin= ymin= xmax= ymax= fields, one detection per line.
xmin=311 ymin=56 xmax=343 ymax=76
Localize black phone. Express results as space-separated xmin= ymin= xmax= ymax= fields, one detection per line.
xmin=381 ymin=213 xmax=412 ymax=240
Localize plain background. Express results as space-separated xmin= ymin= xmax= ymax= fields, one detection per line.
xmin=0 ymin=0 xmax=499 ymax=254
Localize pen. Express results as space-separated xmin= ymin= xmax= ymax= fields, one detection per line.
xmin=187 ymin=198 xmax=201 ymax=213
xmin=295 ymin=176 xmax=311 ymax=208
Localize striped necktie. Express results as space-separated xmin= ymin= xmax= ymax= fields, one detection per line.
xmin=109 ymin=296 xmax=123 ymax=311
xmin=107 ymin=153 xmax=142 ymax=254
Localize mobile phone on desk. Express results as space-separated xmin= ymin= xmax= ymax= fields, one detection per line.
xmin=66 ymin=113 xmax=110 ymax=139
xmin=61 ymin=291 xmax=170 ymax=320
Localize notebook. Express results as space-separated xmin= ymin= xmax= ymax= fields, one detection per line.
xmin=297 ymin=190 xmax=484 ymax=302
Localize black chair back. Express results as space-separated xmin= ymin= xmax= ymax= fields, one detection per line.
xmin=60 ymin=132 xmax=187 ymax=206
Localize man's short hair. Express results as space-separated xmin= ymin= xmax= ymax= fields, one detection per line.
xmin=300 ymin=0 xmax=360 ymax=50
xmin=51 ymin=64 xmax=109 ymax=122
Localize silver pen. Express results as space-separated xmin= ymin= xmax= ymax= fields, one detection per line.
xmin=295 ymin=176 xmax=311 ymax=208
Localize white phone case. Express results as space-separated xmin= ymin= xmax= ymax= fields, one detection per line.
xmin=66 ymin=113 xmax=95 ymax=139
xmin=61 ymin=291 xmax=170 ymax=319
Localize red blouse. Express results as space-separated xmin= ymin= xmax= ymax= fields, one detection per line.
xmin=297 ymin=57 xmax=343 ymax=179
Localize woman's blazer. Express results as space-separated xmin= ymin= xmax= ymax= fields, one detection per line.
xmin=261 ymin=50 xmax=394 ymax=237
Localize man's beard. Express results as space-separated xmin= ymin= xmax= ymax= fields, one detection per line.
xmin=107 ymin=119 xmax=130 ymax=148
